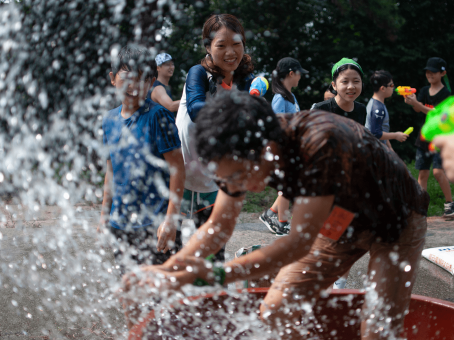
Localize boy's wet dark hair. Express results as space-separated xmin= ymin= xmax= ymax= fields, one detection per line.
xmin=195 ymin=90 xmax=284 ymax=163
xmin=370 ymin=70 xmax=393 ymax=93
xmin=328 ymin=64 xmax=364 ymax=95
xmin=111 ymin=44 xmax=157 ymax=81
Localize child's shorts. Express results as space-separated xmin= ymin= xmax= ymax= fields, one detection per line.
xmin=415 ymin=147 xmax=443 ymax=170
xmin=181 ymin=189 xmax=218 ymax=220
xmin=180 ymin=189 xmax=224 ymax=262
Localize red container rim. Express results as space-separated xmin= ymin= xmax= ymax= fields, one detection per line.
xmin=128 ymin=288 xmax=454 ymax=339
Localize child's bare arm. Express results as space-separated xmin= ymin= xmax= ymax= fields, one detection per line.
xmin=405 ymin=94 xmax=431 ymax=114
xmin=380 ymin=132 xmax=408 ymax=142
xmin=169 ymin=189 xmax=244 ymax=260
xmin=146 ymin=195 xmax=334 ymax=287
xmin=156 ymin=148 xmax=185 ymax=253
xmin=151 ymin=86 xmax=181 ymax=112
xmin=221 ymin=195 xmax=334 ymax=283
xmin=98 ymin=160 xmax=113 ymax=233
xmin=386 ymin=140 xmax=394 ymax=151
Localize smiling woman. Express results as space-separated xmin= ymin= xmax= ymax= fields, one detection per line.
xmin=174 ymin=14 xmax=256 ymax=262
xmin=201 ymin=14 xmax=254 ymax=85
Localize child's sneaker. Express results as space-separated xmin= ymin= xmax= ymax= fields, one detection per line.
xmin=443 ymin=202 xmax=454 ymax=218
xmin=275 ymin=221 xmax=290 ymax=237
xmin=333 ymin=278 xmax=347 ymax=289
xmin=259 ymin=212 xmax=281 ymax=234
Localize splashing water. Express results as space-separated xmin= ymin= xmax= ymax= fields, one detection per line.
xmin=0 ymin=0 xmax=181 ymax=337
xmin=0 ymin=1 xmax=296 ymax=338
xmin=0 ymin=1 xmax=440 ymax=339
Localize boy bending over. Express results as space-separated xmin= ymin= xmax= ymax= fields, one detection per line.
xmin=127 ymin=91 xmax=429 ymax=339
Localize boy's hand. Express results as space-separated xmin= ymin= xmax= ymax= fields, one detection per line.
xmin=404 ymin=94 xmax=418 ymax=106
xmin=121 ymin=256 xmax=212 ymax=293
xmin=433 ymin=135 xmax=454 ymax=181
xmin=395 ymin=132 xmax=409 ymax=142
xmin=157 ymin=218 xmax=177 ymax=253
xmin=97 ymin=217 xmax=108 ymax=234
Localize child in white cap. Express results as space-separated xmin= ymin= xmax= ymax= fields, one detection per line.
xmin=149 ymin=53 xmax=180 ymax=113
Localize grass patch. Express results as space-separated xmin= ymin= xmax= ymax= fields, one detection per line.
xmin=406 ymin=161 xmax=454 ymax=216
xmin=241 ymin=161 xmax=453 ymax=217
xmin=242 ymin=186 xmax=278 ymax=213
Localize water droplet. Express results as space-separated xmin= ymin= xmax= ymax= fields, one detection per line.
xmin=264 ymin=151 xmax=273 ymax=161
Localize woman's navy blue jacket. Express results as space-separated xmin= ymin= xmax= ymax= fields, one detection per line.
xmin=185 ymin=64 xmax=254 ymax=122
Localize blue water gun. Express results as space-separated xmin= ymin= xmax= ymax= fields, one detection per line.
xmin=249 ymin=77 xmax=269 ymax=97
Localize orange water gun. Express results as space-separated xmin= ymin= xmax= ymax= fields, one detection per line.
xmin=395 ymin=86 xmax=417 ymax=97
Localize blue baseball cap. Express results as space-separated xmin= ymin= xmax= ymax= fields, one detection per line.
xmin=155 ymin=53 xmax=173 ymax=66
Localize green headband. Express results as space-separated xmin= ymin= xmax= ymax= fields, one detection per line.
xmin=331 ymin=58 xmax=364 ymax=79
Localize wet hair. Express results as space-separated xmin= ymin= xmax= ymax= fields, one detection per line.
xmin=111 ymin=44 xmax=157 ymax=81
xmin=370 ymin=70 xmax=393 ymax=93
xmin=195 ymin=90 xmax=285 ymax=163
xmin=201 ymin=14 xmax=254 ymax=83
xmin=328 ymin=64 xmax=363 ymax=95
xmin=272 ymin=66 xmax=295 ymax=104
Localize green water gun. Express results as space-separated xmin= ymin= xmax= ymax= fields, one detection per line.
xmin=421 ymin=96 xmax=454 ymax=152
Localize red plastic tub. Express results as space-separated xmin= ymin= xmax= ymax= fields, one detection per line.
xmin=129 ymin=288 xmax=454 ymax=340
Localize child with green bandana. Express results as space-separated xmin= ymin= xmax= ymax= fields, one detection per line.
xmin=311 ymin=58 xmax=367 ymax=125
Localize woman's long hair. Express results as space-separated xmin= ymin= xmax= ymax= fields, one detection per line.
xmin=271 ymin=66 xmax=295 ymax=104
xmin=200 ymin=14 xmax=254 ymax=83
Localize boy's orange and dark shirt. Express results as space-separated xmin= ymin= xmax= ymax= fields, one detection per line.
xmin=270 ymin=111 xmax=429 ymax=243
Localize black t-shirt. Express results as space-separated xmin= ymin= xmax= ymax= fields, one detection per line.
xmin=415 ymin=86 xmax=451 ymax=150
xmin=311 ymin=97 xmax=367 ymax=125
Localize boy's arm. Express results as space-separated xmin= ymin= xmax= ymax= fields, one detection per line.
xmin=433 ymin=135 xmax=454 ymax=182
xmin=168 ymin=189 xmax=244 ymax=260
xmin=405 ymin=94 xmax=431 ymax=114
xmin=156 ymin=148 xmax=186 ymax=253
xmin=380 ymin=131 xmax=408 ymax=142
xmin=386 ymin=140 xmax=394 ymax=151
xmin=98 ymin=160 xmax=113 ymax=233
xmin=219 ymin=195 xmax=334 ymax=283
xmin=147 ymin=195 xmax=334 ymax=287
xmin=151 ymin=86 xmax=181 ymax=112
